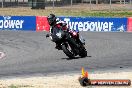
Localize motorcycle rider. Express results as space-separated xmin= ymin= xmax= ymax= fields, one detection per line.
xmin=46 ymin=14 xmax=81 ymax=50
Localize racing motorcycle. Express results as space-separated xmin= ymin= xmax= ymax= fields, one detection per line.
xmin=46 ymin=27 xmax=87 ymax=59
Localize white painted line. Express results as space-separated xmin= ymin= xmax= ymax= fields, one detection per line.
xmin=0 ymin=52 xmax=6 ymax=59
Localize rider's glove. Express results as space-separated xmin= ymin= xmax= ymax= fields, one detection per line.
xmin=46 ymin=34 xmax=50 ymax=38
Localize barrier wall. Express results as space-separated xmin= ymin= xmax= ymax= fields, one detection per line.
xmin=128 ymin=17 xmax=132 ymax=32
xmin=36 ymin=16 xmax=50 ymax=32
xmin=59 ymin=17 xmax=127 ymax=32
xmin=0 ymin=16 xmax=36 ymax=31
xmin=0 ymin=16 xmax=131 ymax=32
xmin=36 ymin=16 xmax=128 ymax=32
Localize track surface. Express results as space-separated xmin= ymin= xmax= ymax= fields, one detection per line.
xmin=0 ymin=31 xmax=132 ymax=77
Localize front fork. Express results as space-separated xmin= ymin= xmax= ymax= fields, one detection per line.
xmin=66 ymin=37 xmax=80 ymax=55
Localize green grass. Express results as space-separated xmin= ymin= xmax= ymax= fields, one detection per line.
xmin=0 ymin=7 xmax=131 ymax=17
xmin=76 ymin=11 xmax=132 ymax=17
xmin=9 ymin=84 xmax=18 ymax=88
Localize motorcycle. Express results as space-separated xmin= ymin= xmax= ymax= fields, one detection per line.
xmin=46 ymin=27 xmax=87 ymax=59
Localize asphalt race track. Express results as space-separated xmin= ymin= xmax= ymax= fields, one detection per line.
xmin=0 ymin=30 xmax=132 ymax=77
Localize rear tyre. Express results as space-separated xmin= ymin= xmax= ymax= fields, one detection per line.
xmin=62 ymin=44 xmax=75 ymax=59
xmin=79 ymin=46 xmax=87 ymax=58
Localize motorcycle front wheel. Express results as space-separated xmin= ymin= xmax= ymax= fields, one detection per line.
xmin=79 ymin=45 xmax=87 ymax=58
xmin=61 ymin=43 xmax=75 ymax=59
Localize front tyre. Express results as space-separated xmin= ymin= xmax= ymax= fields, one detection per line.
xmin=61 ymin=44 xmax=75 ymax=59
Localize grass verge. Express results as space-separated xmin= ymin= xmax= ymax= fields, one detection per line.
xmin=0 ymin=7 xmax=131 ymax=17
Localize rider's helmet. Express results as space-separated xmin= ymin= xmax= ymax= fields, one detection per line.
xmin=47 ymin=14 xmax=56 ymax=26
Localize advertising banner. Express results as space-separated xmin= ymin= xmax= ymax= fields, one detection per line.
xmin=127 ymin=17 xmax=132 ymax=32
xmin=36 ymin=16 xmax=50 ymax=32
xmin=59 ymin=17 xmax=127 ymax=32
xmin=0 ymin=16 xmax=36 ymax=31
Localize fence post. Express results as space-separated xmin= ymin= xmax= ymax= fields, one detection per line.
xmin=109 ymin=0 xmax=112 ymax=11
xmin=124 ymin=0 xmax=125 ymax=5
xmin=120 ymin=0 xmax=122 ymax=4
xmin=53 ymin=0 xmax=55 ymax=9
xmin=71 ymin=0 xmax=73 ymax=7
xmin=90 ymin=0 xmax=92 ymax=10
xmin=96 ymin=0 xmax=98 ymax=8
xmin=128 ymin=0 xmax=132 ymax=10
xmin=2 ymin=0 xmax=3 ymax=8
xmin=71 ymin=0 xmax=73 ymax=15
xmin=96 ymin=0 xmax=98 ymax=4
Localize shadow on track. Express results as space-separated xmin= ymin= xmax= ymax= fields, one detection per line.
xmin=61 ymin=56 xmax=92 ymax=60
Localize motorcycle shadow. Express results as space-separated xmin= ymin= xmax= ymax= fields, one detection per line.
xmin=61 ymin=56 xmax=92 ymax=60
